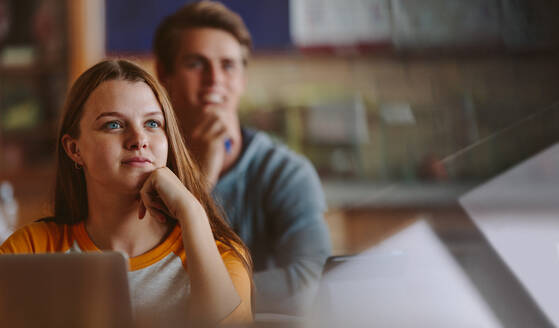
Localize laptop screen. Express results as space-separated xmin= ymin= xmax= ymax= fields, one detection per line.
xmin=0 ymin=252 xmax=133 ymax=328
xmin=445 ymin=101 xmax=559 ymax=327
xmin=459 ymin=142 xmax=559 ymax=327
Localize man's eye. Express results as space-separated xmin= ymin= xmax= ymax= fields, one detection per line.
xmin=105 ymin=121 xmax=122 ymax=129
xmin=223 ymin=61 xmax=236 ymax=71
xmin=146 ymin=120 xmax=160 ymax=128
xmin=186 ymin=60 xmax=203 ymax=69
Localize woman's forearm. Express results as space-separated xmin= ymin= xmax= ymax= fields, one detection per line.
xmin=177 ymin=203 xmax=241 ymax=325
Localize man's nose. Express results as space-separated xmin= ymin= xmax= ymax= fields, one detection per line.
xmin=203 ymin=63 xmax=224 ymax=85
xmin=125 ymin=126 xmax=148 ymax=150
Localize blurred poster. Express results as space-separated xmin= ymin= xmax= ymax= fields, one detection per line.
xmin=391 ymin=0 xmax=501 ymax=48
xmin=306 ymin=95 xmax=369 ymax=145
xmin=501 ymin=0 xmax=559 ymax=49
xmin=290 ymin=0 xmax=391 ymax=48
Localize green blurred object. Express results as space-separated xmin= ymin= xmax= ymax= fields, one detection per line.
xmin=1 ymin=99 xmax=40 ymax=131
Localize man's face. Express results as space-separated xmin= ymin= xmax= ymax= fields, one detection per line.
xmin=160 ymin=27 xmax=246 ymax=135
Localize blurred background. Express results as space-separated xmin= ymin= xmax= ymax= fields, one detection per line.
xmin=1 ymin=0 xmax=558 ymax=254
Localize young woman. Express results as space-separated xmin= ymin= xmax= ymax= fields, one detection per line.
xmin=0 ymin=59 xmax=252 ymax=327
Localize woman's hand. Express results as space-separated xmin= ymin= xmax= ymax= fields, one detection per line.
xmin=138 ymin=167 xmax=204 ymax=225
xmin=140 ymin=168 xmax=242 ymax=325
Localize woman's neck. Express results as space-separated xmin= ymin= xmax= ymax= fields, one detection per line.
xmin=85 ymin=187 xmax=172 ymax=258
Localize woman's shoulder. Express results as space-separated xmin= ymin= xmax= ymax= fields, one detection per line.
xmin=0 ymin=218 xmax=75 ymax=254
xmin=215 ymin=239 xmax=250 ymax=266
xmin=22 ymin=217 xmax=69 ymax=234
xmin=215 ymin=239 xmax=253 ymax=324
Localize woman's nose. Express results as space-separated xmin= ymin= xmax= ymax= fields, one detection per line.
xmin=125 ymin=127 xmax=148 ymax=150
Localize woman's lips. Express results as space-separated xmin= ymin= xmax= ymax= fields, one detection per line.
xmin=122 ymin=157 xmax=152 ymax=167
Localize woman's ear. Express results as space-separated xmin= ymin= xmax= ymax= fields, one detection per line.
xmin=61 ymin=134 xmax=82 ymax=165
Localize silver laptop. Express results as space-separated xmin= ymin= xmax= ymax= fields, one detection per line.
xmin=311 ymin=102 xmax=559 ymax=328
xmin=0 ymin=252 xmax=133 ymax=328
xmin=459 ymin=142 xmax=559 ymax=327
xmin=311 ymin=219 xmax=502 ymax=328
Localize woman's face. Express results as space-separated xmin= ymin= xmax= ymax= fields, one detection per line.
xmin=69 ymin=80 xmax=168 ymax=194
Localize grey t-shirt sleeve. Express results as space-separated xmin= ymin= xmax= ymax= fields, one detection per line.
xmin=254 ymin=156 xmax=332 ymax=314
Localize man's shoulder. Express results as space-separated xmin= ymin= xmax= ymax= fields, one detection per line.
xmin=242 ymin=128 xmax=310 ymax=172
xmin=242 ymin=129 xmax=323 ymax=195
xmin=218 ymin=128 xmax=320 ymax=195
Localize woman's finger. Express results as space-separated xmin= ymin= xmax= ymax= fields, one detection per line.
xmin=138 ymin=200 xmax=147 ymax=219
xmin=139 ymin=174 xmax=172 ymax=221
xmin=148 ymin=206 xmax=168 ymax=223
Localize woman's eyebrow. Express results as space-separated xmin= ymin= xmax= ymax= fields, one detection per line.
xmin=144 ymin=111 xmax=164 ymax=117
xmin=95 ymin=112 xmax=122 ymax=121
xmin=94 ymin=111 xmax=163 ymax=121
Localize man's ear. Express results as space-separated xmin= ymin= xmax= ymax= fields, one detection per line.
xmin=240 ymin=71 xmax=247 ymax=94
xmin=155 ymin=60 xmax=169 ymax=87
xmin=61 ymin=134 xmax=82 ymax=165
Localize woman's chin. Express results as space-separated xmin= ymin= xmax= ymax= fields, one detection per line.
xmin=115 ymin=171 xmax=153 ymax=194
xmin=93 ymin=169 xmax=155 ymax=196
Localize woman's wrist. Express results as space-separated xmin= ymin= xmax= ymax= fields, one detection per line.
xmin=175 ymin=199 xmax=208 ymax=231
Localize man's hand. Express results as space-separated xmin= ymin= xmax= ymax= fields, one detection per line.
xmin=189 ymin=107 xmax=232 ymax=187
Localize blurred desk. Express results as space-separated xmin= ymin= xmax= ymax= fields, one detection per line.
xmin=322 ymin=180 xmax=478 ymax=255
xmin=322 ymin=179 xmax=476 ymax=209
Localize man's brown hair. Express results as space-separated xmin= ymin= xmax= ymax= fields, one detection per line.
xmin=153 ymin=0 xmax=252 ymax=74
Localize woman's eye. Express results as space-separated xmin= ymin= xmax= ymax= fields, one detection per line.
xmin=105 ymin=121 xmax=122 ymax=129
xmin=146 ymin=120 xmax=160 ymax=128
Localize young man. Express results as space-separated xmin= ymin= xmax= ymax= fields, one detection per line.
xmin=153 ymin=1 xmax=331 ymax=314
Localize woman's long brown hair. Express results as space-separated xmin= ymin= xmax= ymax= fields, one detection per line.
xmin=54 ymin=59 xmax=252 ymax=273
